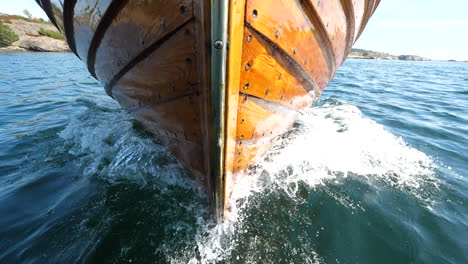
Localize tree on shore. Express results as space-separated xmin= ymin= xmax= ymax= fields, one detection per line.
xmin=23 ymin=9 xmax=33 ymax=19
xmin=0 ymin=21 xmax=19 ymax=47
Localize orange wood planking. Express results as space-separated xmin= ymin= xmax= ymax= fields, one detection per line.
xmin=38 ymin=0 xmax=380 ymax=221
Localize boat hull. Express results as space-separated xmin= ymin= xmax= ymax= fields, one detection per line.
xmin=37 ymin=0 xmax=379 ymax=221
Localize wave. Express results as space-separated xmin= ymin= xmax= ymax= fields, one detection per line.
xmin=179 ymin=99 xmax=438 ymax=263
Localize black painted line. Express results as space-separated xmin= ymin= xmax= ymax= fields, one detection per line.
xmin=63 ymin=0 xmax=79 ymax=57
xmin=246 ymin=24 xmax=321 ymax=97
xmin=105 ymin=18 xmax=194 ymax=97
xmin=299 ymin=0 xmax=336 ymax=78
xmin=87 ymin=0 xmax=130 ymax=79
xmin=127 ymin=91 xmax=200 ymax=113
xmin=340 ymin=0 xmax=356 ymax=61
xmin=39 ymin=0 xmax=60 ymax=30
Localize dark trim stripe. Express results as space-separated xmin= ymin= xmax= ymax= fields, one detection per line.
xmin=36 ymin=0 xmax=43 ymax=8
xmin=300 ymin=0 xmax=336 ymax=78
xmin=39 ymin=0 xmax=60 ymax=30
xmin=105 ymin=18 xmax=195 ymax=97
xmin=63 ymin=0 xmax=79 ymax=57
xmin=239 ymin=92 xmax=302 ymax=115
xmin=246 ymin=24 xmax=320 ymax=96
xmin=340 ymin=0 xmax=356 ymax=61
xmin=127 ymin=91 xmax=200 ymax=113
xmin=87 ymin=0 xmax=129 ymax=79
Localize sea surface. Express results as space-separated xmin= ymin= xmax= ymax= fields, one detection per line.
xmin=0 ymin=52 xmax=467 ymax=264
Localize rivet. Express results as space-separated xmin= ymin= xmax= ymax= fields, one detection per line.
xmin=214 ymin=40 xmax=223 ymax=50
xmin=293 ymin=48 xmax=297 ymax=55
xmin=252 ymin=9 xmax=258 ymax=18
xmin=275 ymin=30 xmax=280 ymax=38
xmin=185 ymin=29 xmax=191 ymax=37
xmin=180 ymin=5 xmax=187 ymax=15
xmin=245 ymin=63 xmax=251 ymax=71
xmin=240 ymin=135 xmax=244 ymax=139
xmin=240 ymin=119 xmax=245 ymax=124
xmin=265 ymin=89 xmax=270 ymax=96
xmin=243 ymin=83 xmax=249 ymax=90
xmin=186 ymin=58 xmax=192 ymax=65
xmin=247 ymin=35 xmax=253 ymax=42
xmin=160 ymin=17 xmax=166 ymax=29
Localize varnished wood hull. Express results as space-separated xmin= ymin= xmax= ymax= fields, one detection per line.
xmin=38 ymin=0 xmax=379 ymax=221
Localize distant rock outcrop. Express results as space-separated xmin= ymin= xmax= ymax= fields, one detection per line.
xmin=349 ymin=48 xmax=430 ymax=61
xmin=397 ymin=55 xmax=430 ymax=61
xmin=0 ymin=14 xmax=70 ymax=52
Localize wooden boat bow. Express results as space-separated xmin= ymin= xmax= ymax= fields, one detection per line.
xmin=37 ymin=0 xmax=380 ymax=222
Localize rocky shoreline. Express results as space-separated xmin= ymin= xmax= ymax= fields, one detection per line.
xmin=0 ymin=14 xmax=70 ymax=52
xmin=349 ymin=48 xmax=430 ymax=61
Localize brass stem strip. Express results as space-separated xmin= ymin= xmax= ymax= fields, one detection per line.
xmin=210 ymin=0 xmax=229 ymax=222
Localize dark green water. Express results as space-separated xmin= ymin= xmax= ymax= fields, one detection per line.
xmin=0 ymin=52 xmax=467 ymax=263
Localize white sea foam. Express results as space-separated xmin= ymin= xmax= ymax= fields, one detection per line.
xmin=58 ymin=104 xmax=200 ymax=192
xmin=184 ymin=100 xmax=438 ymax=263
xmin=60 ymin=100 xmax=438 ymax=263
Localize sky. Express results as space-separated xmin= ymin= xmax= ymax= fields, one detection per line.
xmin=355 ymin=0 xmax=468 ymax=60
xmin=1 ymin=0 xmax=467 ymax=60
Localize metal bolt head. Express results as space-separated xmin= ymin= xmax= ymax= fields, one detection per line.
xmin=214 ymin=40 xmax=224 ymax=50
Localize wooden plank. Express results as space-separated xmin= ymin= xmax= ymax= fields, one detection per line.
xmin=132 ymin=95 xmax=205 ymax=179
xmin=109 ymin=23 xmax=200 ymax=106
xmin=245 ymin=0 xmax=331 ymax=89
xmin=133 ymin=113 xmax=206 ymax=184
xmin=109 ymin=20 xmax=206 ymax=179
xmin=340 ymin=0 xmax=356 ymax=64
xmin=352 ymin=0 xmax=366 ymax=42
xmin=193 ymin=0 xmax=212 ymax=197
xmin=232 ymin=136 xmax=280 ymax=172
xmin=129 ymin=94 xmax=203 ymax=144
xmin=93 ymin=0 xmax=193 ymax=87
xmin=110 ymin=22 xmax=197 ymax=111
xmin=306 ymin=0 xmax=348 ymax=65
xmin=224 ymin=0 xmax=246 ymax=211
xmin=73 ymin=0 xmax=113 ymax=62
xmin=356 ymin=0 xmax=375 ymax=40
xmin=240 ymin=26 xmax=318 ymax=111
xmin=235 ymin=94 xmax=297 ymax=142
